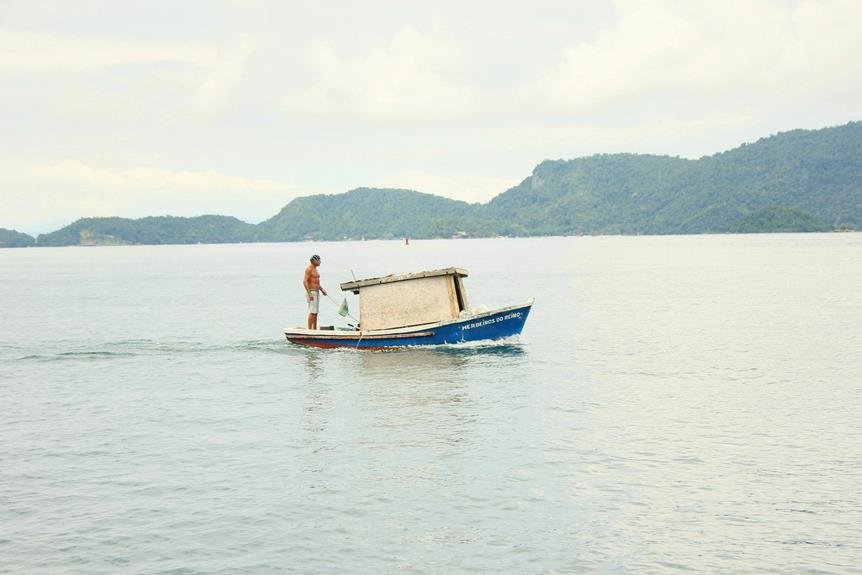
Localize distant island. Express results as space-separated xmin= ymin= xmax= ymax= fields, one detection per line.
xmin=0 ymin=228 xmax=37 ymax=247
xmin=3 ymin=121 xmax=859 ymax=247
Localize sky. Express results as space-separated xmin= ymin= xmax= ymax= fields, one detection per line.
xmin=1 ymin=0 xmax=860 ymax=235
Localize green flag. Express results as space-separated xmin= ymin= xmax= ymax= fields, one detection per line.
xmin=337 ymin=298 xmax=349 ymax=317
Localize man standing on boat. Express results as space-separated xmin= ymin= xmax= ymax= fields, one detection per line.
xmin=303 ymin=254 xmax=327 ymax=330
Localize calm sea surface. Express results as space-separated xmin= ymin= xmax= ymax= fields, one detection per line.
xmin=1 ymin=234 xmax=860 ymax=574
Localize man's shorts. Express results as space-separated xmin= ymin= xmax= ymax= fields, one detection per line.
xmin=308 ymin=290 xmax=320 ymax=314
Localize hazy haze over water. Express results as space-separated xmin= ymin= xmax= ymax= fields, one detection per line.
xmin=1 ymin=234 xmax=860 ymax=573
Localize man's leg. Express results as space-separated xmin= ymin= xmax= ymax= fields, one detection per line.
xmin=307 ymin=290 xmax=319 ymax=330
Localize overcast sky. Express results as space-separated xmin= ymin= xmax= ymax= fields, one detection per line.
xmin=2 ymin=0 xmax=860 ymax=234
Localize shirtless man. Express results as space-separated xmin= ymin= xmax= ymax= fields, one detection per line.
xmin=303 ymin=254 xmax=327 ymax=329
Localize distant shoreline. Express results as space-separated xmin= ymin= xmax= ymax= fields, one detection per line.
xmin=2 ymin=229 xmax=858 ymax=250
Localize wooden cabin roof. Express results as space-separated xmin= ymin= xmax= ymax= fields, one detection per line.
xmin=340 ymin=267 xmax=468 ymax=293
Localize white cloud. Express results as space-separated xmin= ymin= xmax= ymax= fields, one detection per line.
xmin=0 ymin=160 xmax=301 ymax=234
xmin=282 ymin=28 xmax=480 ymax=122
xmin=30 ymin=160 xmax=289 ymax=193
xmin=192 ymin=35 xmax=255 ymax=114
xmin=0 ymin=28 xmax=255 ymax=117
xmin=375 ymin=170 xmax=519 ymax=204
xmin=531 ymin=0 xmax=862 ymax=114
xmin=0 ymin=29 xmax=216 ymax=70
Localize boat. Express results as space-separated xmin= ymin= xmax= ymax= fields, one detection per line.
xmin=284 ymin=267 xmax=533 ymax=349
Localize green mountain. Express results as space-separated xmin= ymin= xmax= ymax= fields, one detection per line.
xmin=36 ymin=215 xmax=256 ymax=247
xmin=483 ymin=121 xmax=861 ymax=235
xmin=262 ymin=121 xmax=859 ymax=239
xmin=0 ymin=228 xmax=36 ymax=247
xmin=729 ymin=206 xmax=830 ymax=233
xmin=256 ymin=187 xmax=478 ymax=241
xmin=484 ymin=154 xmax=695 ymax=235
xmin=8 ymin=121 xmax=860 ymax=247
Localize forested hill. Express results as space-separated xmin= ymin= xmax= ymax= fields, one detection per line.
xmin=35 ymin=215 xmax=256 ymax=247
xmin=3 ymin=121 xmax=859 ymax=247
xmin=255 ymin=188 xmax=478 ymax=241
xmin=263 ymin=121 xmax=861 ymax=239
xmin=0 ymin=228 xmax=36 ymax=247
xmin=484 ymin=121 xmax=861 ymax=235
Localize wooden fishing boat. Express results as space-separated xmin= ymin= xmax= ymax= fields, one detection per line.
xmin=284 ymin=267 xmax=533 ymax=349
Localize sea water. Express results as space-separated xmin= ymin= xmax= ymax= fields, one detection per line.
xmin=1 ymin=234 xmax=860 ymax=574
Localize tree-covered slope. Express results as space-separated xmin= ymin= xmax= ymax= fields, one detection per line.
xmin=485 ymin=121 xmax=861 ymax=235
xmin=729 ymin=206 xmax=830 ymax=233
xmin=256 ymin=187 xmax=478 ymax=241
xmin=483 ymin=154 xmax=695 ymax=235
xmin=0 ymin=228 xmax=36 ymax=247
xmin=36 ymin=215 xmax=256 ymax=246
xmin=697 ymin=123 xmax=861 ymax=231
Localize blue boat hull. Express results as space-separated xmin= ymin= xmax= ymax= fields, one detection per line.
xmin=285 ymin=302 xmax=532 ymax=349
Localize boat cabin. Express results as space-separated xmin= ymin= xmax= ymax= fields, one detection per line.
xmin=340 ymin=267 xmax=470 ymax=331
